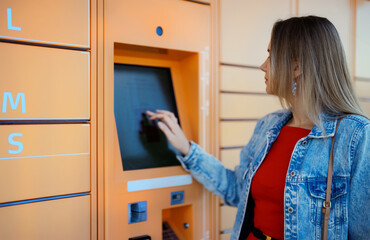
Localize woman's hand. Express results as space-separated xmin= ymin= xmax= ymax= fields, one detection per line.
xmin=146 ymin=110 xmax=191 ymax=156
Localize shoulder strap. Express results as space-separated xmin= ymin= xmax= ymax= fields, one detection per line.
xmin=322 ymin=118 xmax=343 ymax=240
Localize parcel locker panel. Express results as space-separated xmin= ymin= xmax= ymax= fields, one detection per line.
xmin=360 ymin=101 xmax=370 ymax=116
xmin=0 ymin=124 xmax=90 ymax=203
xmin=220 ymin=205 xmax=237 ymax=231
xmin=220 ymin=121 xmax=257 ymax=147
xmin=355 ymin=80 xmax=370 ymax=99
xmin=0 ymin=195 xmax=90 ymax=240
xmin=221 ymin=94 xmax=281 ymax=119
xmin=220 ymin=149 xmax=241 ymax=170
xmin=0 ymin=43 xmax=90 ymax=120
xmin=220 ymin=66 xmax=266 ymax=93
xmin=220 ymin=0 xmax=292 ymax=66
xmin=299 ymin=0 xmax=353 ymax=68
xmin=0 ymin=0 xmax=90 ymax=48
xmin=221 ymin=232 xmax=232 ymax=240
xmin=356 ymin=0 xmax=370 ymax=79
xmin=107 ymin=0 xmax=210 ymax=52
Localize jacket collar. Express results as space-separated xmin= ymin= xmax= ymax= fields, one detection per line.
xmin=268 ymin=110 xmax=340 ymax=139
xmin=308 ymin=112 xmax=339 ymax=138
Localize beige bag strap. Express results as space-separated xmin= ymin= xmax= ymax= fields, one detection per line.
xmin=322 ymin=118 xmax=343 ymax=240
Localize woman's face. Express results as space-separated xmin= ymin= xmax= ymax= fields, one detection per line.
xmin=260 ymin=42 xmax=272 ymax=94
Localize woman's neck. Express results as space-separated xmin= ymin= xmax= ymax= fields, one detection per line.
xmin=286 ymin=99 xmax=314 ymax=130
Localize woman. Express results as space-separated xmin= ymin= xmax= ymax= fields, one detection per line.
xmin=147 ymin=16 xmax=369 ymax=240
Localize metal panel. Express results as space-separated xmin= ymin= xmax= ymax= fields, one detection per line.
xmin=220 ymin=121 xmax=257 ymax=147
xmin=355 ymin=80 xmax=370 ymax=99
xmin=221 ymin=94 xmax=281 ymax=119
xmin=220 ymin=149 xmax=242 ymax=170
xmin=220 ymin=66 xmax=266 ymax=93
xmin=0 ymin=43 xmax=90 ymax=120
xmin=220 ymin=232 xmax=232 ymax=240
xmin=106 ymin=0 xmax=210 ymax=52
xmin=356 ymin=0 xmax=370 ymax=78
xmin=0 ymin=0 xmax=90 ymax=48
xmin=299 ymin=0 xmax=353 ymax=71
xmin=0 ymin=124 xmax=90 ymax=203
xmin=360 ymin=100 xmax=370 ymax=115
xmin=220 ymin=205 xmax=237 ymax=231
xmin=220 ymin=0 xmax=292 ymax=66
xmin=0 ymin=195 xmax=90 ymax=240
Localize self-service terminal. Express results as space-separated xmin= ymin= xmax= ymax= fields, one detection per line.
xmin=102 ymin=0 xmax=212 ymax=239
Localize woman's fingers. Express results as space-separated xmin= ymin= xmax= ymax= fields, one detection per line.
xmin=146 ymin=112 xmax=179 ymax=133
xmin=157 ymin=121 xmax=174 ymax=140
xmin=156 ymin=110 xmax=178 ymax=122
xmin=146 ymin=109 xmax=182 ymax=134
xmin=146 ymin=109 xmax=190 ymax=155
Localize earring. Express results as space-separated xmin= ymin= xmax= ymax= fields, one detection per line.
xmin=292 ymin=81 xmax=297 ymax=96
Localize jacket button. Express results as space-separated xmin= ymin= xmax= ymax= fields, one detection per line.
xmin=288 ymin=207 xmax=294 ymax=213
xmin=301 ymin=140 xmax=307 ymax=146
xmin=290 ymin=171 xmax=296 ymax=177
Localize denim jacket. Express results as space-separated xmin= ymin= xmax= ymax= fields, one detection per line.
xmin=177 ymin=110 xmax=370 ymax=240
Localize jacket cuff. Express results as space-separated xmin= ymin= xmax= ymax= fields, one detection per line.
xmin=176 ymin=141 xmax=200 ymax=171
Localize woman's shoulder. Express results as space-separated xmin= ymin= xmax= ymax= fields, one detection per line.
xmin=343 ymin=114 xmax=370 ymax=127
xmin=339 ymin=114 xmax=369 ymax=149
xmin=339 ymin=114 xmax=370 ymax=137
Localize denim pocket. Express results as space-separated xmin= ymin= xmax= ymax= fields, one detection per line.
xmin=308 ymin=176 xmax=348 ymax=228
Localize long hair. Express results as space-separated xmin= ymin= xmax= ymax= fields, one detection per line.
xmin=269 ymin=16 xmax=366 ymax=127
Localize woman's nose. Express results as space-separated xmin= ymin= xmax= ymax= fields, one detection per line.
xmin=260 ymin=59 xmax=267 ymax=72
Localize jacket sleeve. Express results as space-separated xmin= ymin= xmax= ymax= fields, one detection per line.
xmin=176 ymin=118 xmax=266 ymax=207
xmin=176 ymin=141 xmax=244 ymax=207
xmin=348 ymin=123 xmax=370 ymax=239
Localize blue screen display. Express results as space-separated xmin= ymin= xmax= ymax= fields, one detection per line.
xmin=114 ymin=64 xmax=181 ymax=171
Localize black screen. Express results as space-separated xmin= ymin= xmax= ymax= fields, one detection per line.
xmin=114 ymin=64 xmax=181 ymax=171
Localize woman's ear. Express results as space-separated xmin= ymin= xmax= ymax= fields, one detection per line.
xmin=293 ymin=61 xmax=302 ymax=79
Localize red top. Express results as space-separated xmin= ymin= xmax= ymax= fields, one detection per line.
xmin=246 ymin=126 xmax=311 ymax=240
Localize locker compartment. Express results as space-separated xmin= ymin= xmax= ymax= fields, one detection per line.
xmin=221 ymin=94 xmax=281 ymax=119
xmin=299 ymin=0 xmax=352 ymax=67
xmin=0 ymin=195 xmax=90 ymax=240
xmin=220 ymin=205 xmax=237 ymax=231
xmin=0 ymin=0 xmax=89 ymax=48
xmin=0 ymin=124 xmax=90 ymax=203
xmin=220 ymin=232 xmax=232 ymax=240
xmin=360 ymin=101 xmax=370 ymax=116
xmin=106 ymin=0 xmax=210 ymax=52
xmin=221 ymin=149 xmax=242 ymax=170
xmin=355 ymin=80 xmax=370 ymax=98
xmin=356 ymin=0 xmax=370 ymax=78
xmin=220 ymin=121 xmax=257 ymax=147
xmin=0 ymin=43 xmax=90 ymax=120
xmin=220 ymin=0 xmax=292 ymax=66
xmin=221 ymin=66 xmax=266 ymax=93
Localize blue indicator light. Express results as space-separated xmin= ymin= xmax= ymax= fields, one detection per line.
xmin=156 ymin=26 xmax=163 ymax=36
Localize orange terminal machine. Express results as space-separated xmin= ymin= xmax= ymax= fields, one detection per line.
xmin=100 ymin=0 xmax=213 ymax=239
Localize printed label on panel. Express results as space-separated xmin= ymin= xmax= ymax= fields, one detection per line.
xmin=0 ymin=42 xmax=90 ymax=120
xmin=0 ymin=0 xmax=90 ymax=48
xmin=0 ymin=124 xmax=90 ymax=203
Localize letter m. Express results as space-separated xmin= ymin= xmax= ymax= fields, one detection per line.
xmin=2 ymin=92 xmax=26 ymax=113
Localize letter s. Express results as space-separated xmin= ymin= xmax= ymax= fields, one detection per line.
xmin=8 ymin=133 xmax=23 ymax=154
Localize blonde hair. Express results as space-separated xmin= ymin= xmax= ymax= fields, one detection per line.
xmin=269 ymin=16 xmax=366 ymax=127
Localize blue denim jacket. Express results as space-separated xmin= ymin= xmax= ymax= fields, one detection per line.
xmin=177 ymin=110 xmax=370 ymax=240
